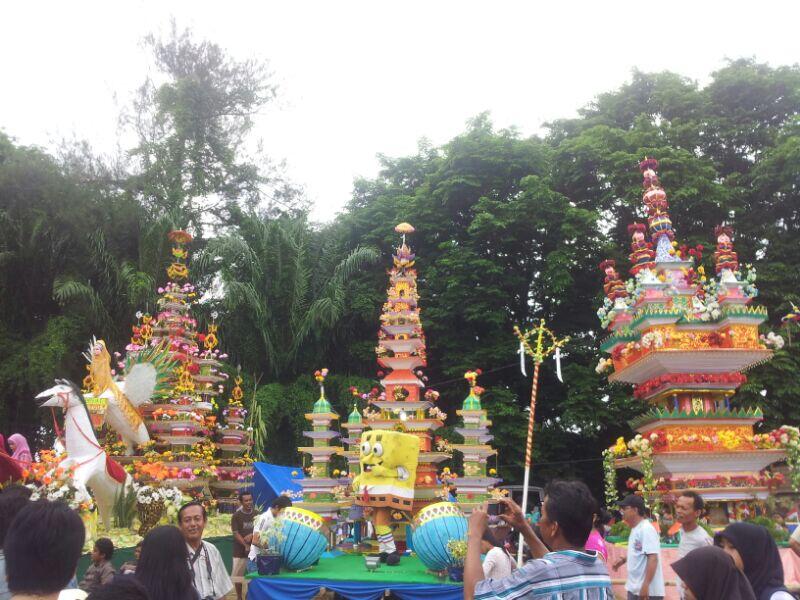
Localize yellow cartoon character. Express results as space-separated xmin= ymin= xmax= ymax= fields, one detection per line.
xmin=352 ymin=430 xmax=419 ymax=565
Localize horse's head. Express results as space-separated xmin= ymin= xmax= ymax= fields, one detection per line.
xmin=36 ymin=379 xmax=84 ymax=411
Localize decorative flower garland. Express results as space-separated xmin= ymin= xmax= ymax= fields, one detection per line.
xmin=602 ymin=448 xmax=617 ymax=507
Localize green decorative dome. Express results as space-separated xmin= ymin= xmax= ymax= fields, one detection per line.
xmin=347 ymin=404 xmax=363 ymax=424
xmin=313 ymin=395 xmax=333 ymax=413
xmin=462 ymin=392 xmax=482 ymax=411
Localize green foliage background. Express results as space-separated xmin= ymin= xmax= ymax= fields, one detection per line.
xmin=2 ymin=31 xmax=799 ymax=499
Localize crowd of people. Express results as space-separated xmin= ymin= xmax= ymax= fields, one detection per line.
xmin=463 ymin=481 xmax=797 ymax=600
xmin=2 ymin=476 xmax=799 ymax=600
xmin=0 ymin=484 xmax=296 ymax=600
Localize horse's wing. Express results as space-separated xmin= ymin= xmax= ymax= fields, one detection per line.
xmin=121 ymin=363 xmax=157 ymax=407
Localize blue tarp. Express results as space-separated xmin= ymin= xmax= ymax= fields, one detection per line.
xmin=247 ymin=578 xmax=462 ymax=600
xmin=252 ymin=462 xmax=303 ymax=509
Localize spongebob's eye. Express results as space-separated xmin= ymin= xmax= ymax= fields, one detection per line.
xmin=361 ymin=441 xmax=371 ymax=454
xmin=373 ymin=442 xmax=383 ymax=457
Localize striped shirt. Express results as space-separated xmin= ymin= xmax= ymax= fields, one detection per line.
xmin=474 ymin=549 xmax=613 ymax=600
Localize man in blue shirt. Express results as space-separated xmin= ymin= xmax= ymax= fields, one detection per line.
xmin=465 ymin=480 xmax=613 ymax=600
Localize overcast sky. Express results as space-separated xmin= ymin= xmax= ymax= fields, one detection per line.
xmin=2 ymin=1 xmax=798 ymax=221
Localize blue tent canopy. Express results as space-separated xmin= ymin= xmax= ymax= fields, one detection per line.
xmin=252 ymin=462 xmax=303 ymax=509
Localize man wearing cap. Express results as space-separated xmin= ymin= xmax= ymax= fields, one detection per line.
xmin=612 ymin=495 xmax=664 ymax=600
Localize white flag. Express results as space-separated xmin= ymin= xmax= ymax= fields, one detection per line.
xmin=555 ymin=346 xmax=563 ymax=383
xmin=518 ymin=341 xmax=527 ymax=376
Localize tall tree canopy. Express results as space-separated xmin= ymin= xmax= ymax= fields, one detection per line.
xmin=2 ymin=55 xmax=799 ymax=497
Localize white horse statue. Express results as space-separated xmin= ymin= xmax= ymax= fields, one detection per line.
xmin=37 ymin=379 xmax=131 ymax=529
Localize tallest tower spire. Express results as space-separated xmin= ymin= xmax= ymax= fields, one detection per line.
xmin=377 ymin=222 xmax=427 ymax=400
xmin=640 ymin=157 xmax=679 ymax=262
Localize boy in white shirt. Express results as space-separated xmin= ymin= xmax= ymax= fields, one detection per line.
xmin=248 ymin=495 xmax=293 ymax=562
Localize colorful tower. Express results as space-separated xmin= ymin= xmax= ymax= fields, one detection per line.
xmin=370 ymin=223 xmax=449 ymax=508
xmin=452 ymin=370 xmax=500 ymax=508
xmin=212 ymin=375 xmax=254 ymax=512
xmin=341 ymin=393 xmax=366 ymax=477
xmin=115 ymin=230 xmax=251 ymax=509
xmin=599 ymin=159 xmax=783 ymax=513
xmin=296 ymin=369 xmax=344 ymax=518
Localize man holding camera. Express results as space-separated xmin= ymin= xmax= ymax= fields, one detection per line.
xmin=464 ymin=480 xmax=612 ymax=600
xmin=179 ymin=501 xmax=234 ymax=600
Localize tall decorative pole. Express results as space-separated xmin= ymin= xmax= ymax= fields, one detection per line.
xmin=513 ymin=320 xmax=569 ymax=566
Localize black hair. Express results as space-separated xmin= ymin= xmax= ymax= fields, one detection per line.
xmin=136 ymin=526 xmax=198 ymax=600
xmin=87 ymin=575 xmax=151 ymax=600
xmin=238 ymin=490 xmax=253 ymax=501
xmin=0 ymin=485 xmax=32 ymax=544
xmin=95 ymin=537 xmax=115 ymax=560
xmin=4 ymin=500 xmax=85 ymax=594
xmin=594 ymin=508 xmax=612 ymax=533
xmin=481 ymin=529 xmax=503 ymax=548
xmin=178 ymin=500 xmax=207 ymax=522
xmin=0 ymin=483 xmax=33 ymax=498
xmin=271 ymin=495 xmax=293 ymax=510
xmin=679 ymin=490 xmax=705 ymax=512
xmin=543 ymin=480 xmax=597 ymax=547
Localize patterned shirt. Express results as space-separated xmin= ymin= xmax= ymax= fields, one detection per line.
xmin=475 ymin=549 xmax=613 ymax=600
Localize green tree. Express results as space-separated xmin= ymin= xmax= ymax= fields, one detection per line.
xmin=126 ymin=23 xmax=302 ymax=231
xmin=198 ymin=213 xmax=379 ymax=379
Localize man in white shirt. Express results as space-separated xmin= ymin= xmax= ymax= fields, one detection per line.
xmin=612 ymin=495 xmax=665 ymax=600
xmin=248 ymin=495 xmax=293 ymax=562
xmin=675 ymin=491 xmax=712 ymax=599
xmin=179 ymin=502 xmax=234 ymax=600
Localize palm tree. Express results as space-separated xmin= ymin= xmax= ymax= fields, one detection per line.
xmin=198 ymin=213 xmax=379 ymax=379
xmin=53 ymin=229 xmax=160 ymax=347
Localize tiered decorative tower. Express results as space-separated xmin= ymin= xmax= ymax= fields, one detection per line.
xmin=296 ymin=369 xmax=344 ymax=518
xmin=452 ymin=370 xmax=500 ymax=508
xmin=370 ymin=223 xmax=450 ymax=508
xmin=599 ymin=159 xmax=784 ymax=512
xmin=341 ymin=391 xmax=366 ymax=478
xmin=115 ymin=230 xmax=252 ymax=509
xmin=212 ymin=374 xmax=254 ymax=512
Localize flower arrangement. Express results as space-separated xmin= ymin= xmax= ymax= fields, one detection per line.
xmin=640 ymin=331 xmax=665 ymax=349
xmin=103 ymin=439 xmax=129 ymax=456
xmin=25 ymin=459 xmax=95 ymax=513
xmin=488 ymin=487 xmax=510 ymax=500
xmin=595 ymin=358 xmax=613 ymax=374
xmin=314 ymin=368 xmax=329 ymax=383
xmin=362 ymin=407 xmax=382 ymax=421
xmin=760 ymin=332 xmax=785 ymax=350
xmin=428 ymin=406 xmax=447 ymax=421
xmin=189 ymin=441 xmax=217 ymax=463
xmin=464 ymin=370 xmax=482 ymax=387
xmin=424 ymin=389 xmax=440 ymax=402
xmin=435 ymin=436 xmax=454 ymax=454
xmin=761 ymin=426 xmax=800 ymax=490
xmin=278 ymin=489 xmax=304 ymax=501
xmin=739 ymin=264 xmax=759 ymax=298
xmin=446 ymin=539 xmax=467 ymax=567
xmin=331 ymin=485 xmax=350 ymax=501
xmin=617 ymin=435 xmax=656 ymax=510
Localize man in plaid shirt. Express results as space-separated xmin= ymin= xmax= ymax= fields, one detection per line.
xmin=465 ymin=480 xmax=613 ymax=600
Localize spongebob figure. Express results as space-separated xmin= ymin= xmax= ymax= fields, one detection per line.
xmin=352 ymin=429 xmax=419 ymax=565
